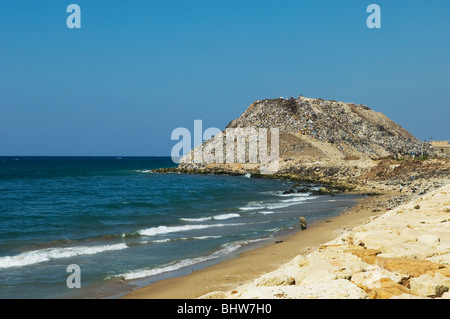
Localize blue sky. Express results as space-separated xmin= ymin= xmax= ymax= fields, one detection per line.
xmin=0 ymin=0 xmax=449 ymax=156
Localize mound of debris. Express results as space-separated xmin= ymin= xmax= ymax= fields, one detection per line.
xmin=226 ymin=96 xmax=434 ymax=159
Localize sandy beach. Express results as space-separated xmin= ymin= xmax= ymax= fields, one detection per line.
xmin=123 ymin=181 xmax=450 ymax=299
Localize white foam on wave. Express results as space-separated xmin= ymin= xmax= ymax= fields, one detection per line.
xmin=113 ymin=238 xmax=266 ymax=281
xmin=239 ymin=206 xmax=266 ymax=211
xmin=0 ymin=243 xmax=128 ymax=269
xmin=192 ymin=235 xmax=223 ymax=240
xmin=276 ymin=195 xmax=316 ymax=204
xmin=275 ymin=193 xmax=311 ymax=197
xmin=114 ymin=255 xmax=217 ymax=280
xmin=212 ymin=213 xmax=240 ymax=220
xmin=135 ymin=170 xmax=154 ymax=173
xmin=137 ymin=223 xmax=245 ymax=237
xmin=180 ymin=213 xmax=240 ymax=222
xmin=143 ymin=235 xmax=223 ymax=244
xmin=180 ymin=216 xmax=211 ymax=222
xmin=239 ymin=201 xmax=265 ymax=211
xmin=239 ymin=195 xmax=317 ymax=211
xmin=265 ymin=197 xmax=313 ymax=210
xmin=258 ymin=211 xmax=276 ymax=215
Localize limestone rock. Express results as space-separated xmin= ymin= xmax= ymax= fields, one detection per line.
xmin=298 ymin=279 xmax=368 ymax=299
xmin=366 ymin=278 xmax=413 ymax=299
xmin=440 ymin=291 xmax=450 ymax=299
xmin=417 ymin=234 xmax=440 ymax=244
xmin=351 ymin=266 xmax=405 ymax=290
xmin=432 ymin=266 xmax=450 ymax=278
xmin=375 ymin=257 xmax=444 ymax=278
xmin=410 ymin=273 xmax=450 ymax=297
xmin=286 ymin=254 xmax=310 ymax=268
xmin=225 ymin=280 xmax=367 ymax=299
xmin=379 ymin=242 xmax=445 ymax=259
xmin=256 ymin=274 xmax=295 ymax=287
xmin=299 ymin=270 xmax=337 ymax=286
xmin=345 ymin=248 xmax=381 ymax=264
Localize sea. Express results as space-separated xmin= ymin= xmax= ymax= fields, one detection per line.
xmin=0 ymin=157 xmax=361 ymax=298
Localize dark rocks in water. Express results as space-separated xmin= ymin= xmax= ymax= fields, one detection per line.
xmin=310 ymin=187 xmax=335 ymax=195
xmin=283 ymin=185 xmax=339 ymax=196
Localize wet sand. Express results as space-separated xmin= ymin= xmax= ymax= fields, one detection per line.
xmin=122 ymin=194 xmax=390 ymax=299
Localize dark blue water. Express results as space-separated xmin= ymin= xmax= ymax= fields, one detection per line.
xmin=0 ymin=157 xmax=360 ymax=298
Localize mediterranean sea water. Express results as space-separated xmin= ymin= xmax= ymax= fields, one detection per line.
xmin=0 ymin=157 xmax=360 ymax=298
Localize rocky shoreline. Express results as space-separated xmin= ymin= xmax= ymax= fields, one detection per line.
xmin=200 ymin=183 xmax=450 ymax=299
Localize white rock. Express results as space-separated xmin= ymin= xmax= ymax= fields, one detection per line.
xmin=410 ymin=273 xmax=450 ymax=297
xmin=256 ymin=274 xmax=295 ymax=287
xmin=427 ymin=252 xmax=450 ymax=265
xmin=285 ymin=254 xmax=309 ymax=267
xmin=440 ymin=291 xmax=450 ymax=299
xmin=300 ymin=269 xmax=337 ymax=286
xmin=352 ymin=230 xmax=403 ymax=252
xmin=226 ymin=280 xmax=367 ymax=299
xmin=351 ymin=266 xmax=404 ymax=289
xmin=301 ymin=279 xmax=368 ymax=299
xmin=417 ymin=234 xmax=440 ymax=244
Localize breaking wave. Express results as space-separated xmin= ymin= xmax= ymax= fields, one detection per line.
xmin=0 ymin=243 xmax=128 ymax=269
